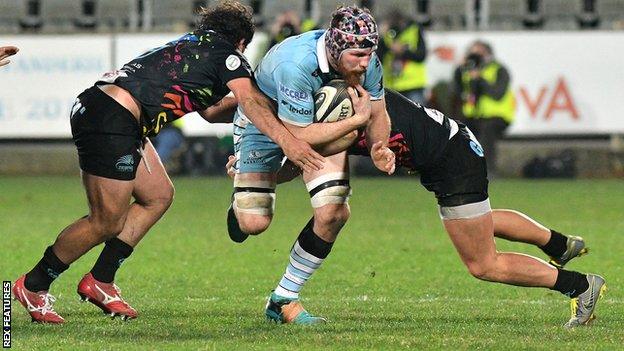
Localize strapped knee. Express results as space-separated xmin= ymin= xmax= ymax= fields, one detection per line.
xmin=233 ymin=178 xmax=276 ymax=216
xmin=306 ymin=172 xmax=351 ymax=208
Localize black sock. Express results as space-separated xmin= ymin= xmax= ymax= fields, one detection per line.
xmin=90 ymin=238 xmax=134 ymax=283
xmin=551 ymin=269 xmax=589 ymax=298
xmin=24 ymin=246 xmax=70 ymax=292
xmin=539 ymin=230 xmax=568 ymax=257
xmin=296 ymin=217 xmax=334 ymax=259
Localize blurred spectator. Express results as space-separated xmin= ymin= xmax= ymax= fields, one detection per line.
xmin=0 ymin=46 xmax=19 ymax=67
xmin=154 ymin=119 xmax=187 ymax=174
xmin=378 ymin=9 xmax=427 ymax=105
xmin=268 ymin=10 xmax=317 ymax=48
xmin=452 ymin=40 xmax=515 ymax=175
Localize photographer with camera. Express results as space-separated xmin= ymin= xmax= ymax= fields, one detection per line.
xmin=452 ymin=40 xmax=515 ymax=176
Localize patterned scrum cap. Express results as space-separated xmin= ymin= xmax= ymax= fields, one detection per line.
xmin=325 ymin=6 xmax=379 ymax=62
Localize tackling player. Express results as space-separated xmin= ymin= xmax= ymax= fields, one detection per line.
xmin=12 ymin=0 xmax=323 ymax=324
xmin=358 ymin=91 xmax=605 ymax=328
xmin=227 ymin=6 xmax=395 ymax=324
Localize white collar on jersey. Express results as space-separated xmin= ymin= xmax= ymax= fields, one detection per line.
xmin=316 ymin=31 xmax=330 ymax=74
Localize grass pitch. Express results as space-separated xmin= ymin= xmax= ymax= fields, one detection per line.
xmin=1 ymin=176 xmax=623 ymax=350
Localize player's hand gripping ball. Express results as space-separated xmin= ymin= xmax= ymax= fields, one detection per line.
xmin=313 ymin=79 xmax=355 ymax=123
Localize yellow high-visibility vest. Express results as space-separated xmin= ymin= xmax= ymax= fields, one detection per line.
xmin=461 ymin=62 xmax=515 ymax=123
xmin=382 ymin=24 xmax=427 ymax=92
xmin=301 ymin=19 xmax=317 ymax=32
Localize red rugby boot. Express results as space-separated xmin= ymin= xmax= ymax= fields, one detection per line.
xmin=77 ymin=273 xmax=137 ymax=320
xmin=12 ymin=275 xmax=65 ymax=324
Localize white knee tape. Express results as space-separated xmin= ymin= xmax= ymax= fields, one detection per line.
xmin=234 ymin=192 xmax=275 ymax=215
xmin=233 ymin=178 xmax=276 ymax=215
xmin=305 ymin=172 xmax=351 ymax=208
xmin=439 ymin=198 xmax=491 ymax=220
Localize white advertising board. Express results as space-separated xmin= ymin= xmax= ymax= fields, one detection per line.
xmin=426 ymin=31 xmax=624 ymax=135
xmin=0 ymin=35 xmax=110 ymax=138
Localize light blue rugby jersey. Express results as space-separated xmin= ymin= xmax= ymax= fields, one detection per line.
xmin=254 ymin=29 xmax=384 ymax=127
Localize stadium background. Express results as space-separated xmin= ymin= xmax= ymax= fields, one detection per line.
xmin=1 ymin=1 xmax=623 ymax=350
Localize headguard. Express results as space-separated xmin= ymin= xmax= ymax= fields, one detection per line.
xmin=325 ymin=6 xmax=378 ymax=62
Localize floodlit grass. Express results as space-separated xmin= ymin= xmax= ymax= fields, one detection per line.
xmin=1 ymin=176 xmax=623 ymax=350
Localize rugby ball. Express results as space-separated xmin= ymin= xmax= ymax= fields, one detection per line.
xmin=313 ymin=79 xmax=354 ymax=123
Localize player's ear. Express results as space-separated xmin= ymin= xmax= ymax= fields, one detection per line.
xmin=237 ymin=39 xmax=247 ymax=52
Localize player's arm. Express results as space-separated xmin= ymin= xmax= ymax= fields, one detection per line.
xmin=314 ymin=130 xmax=359 ymax=156
xmin=195 ymin=90 xmax=362 ymax=155
xmin=362 ymin=55 xmax=395 ymax=175
xmin=197 ymin=96 xmax=238 ymax=123
xmin=282 ymin=86 xmax=371 ymax=147
xmin=366 ymin=97 xmax=390 ymax=147
xmin=363 ymin=96 xmax=395 ymax=175
xmin=227 ymin=77 xmax=325 ymax=172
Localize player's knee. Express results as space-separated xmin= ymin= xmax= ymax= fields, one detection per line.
xmin=154 ymin=182 xmax=175 ymax=213
xmin=232 ymin=178 xmax=276 ymax=235
xmin=142 ymin=181 xmax=175 ymax=214
xmin=89 ymin=215 xmax=126 ymax=240
xmin=315 ymin=204 xmax=350 ymax=230
xmin=237 ymin=213 xmax=272 ymax=235
xmin=465 ymin=261 xmax=496 ymax=281
xmin=165 ymin=182 xmax=175 ymax=206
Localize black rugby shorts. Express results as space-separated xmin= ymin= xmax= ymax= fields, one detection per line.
xmin=419 ymin=125 xmax=489 ymax=207
xmin=70 ymin=86 xmax=142 ymax=180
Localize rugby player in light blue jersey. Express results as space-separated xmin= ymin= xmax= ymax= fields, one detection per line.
xmin=227 ymin=6 xmax=395 ymax=324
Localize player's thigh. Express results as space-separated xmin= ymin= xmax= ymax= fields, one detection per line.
xmin=233 ymin=120 xmax=284 ymax=174
xmin=72 ymin=86 xmax=142 ymax=226
xmin=233 ymin=130 xmax=281 ymax=221
xmin=422 ymin=126 xmax=495 ymax=263
xmin=443 ymin=212 xmax=497 ymax=267
xmin=303 ymin=151 xmax=351 ymax=220
xmin=302 ymin=150 xmax=349 ymax=183
xmin=131 ymin=138 xmax=174 ymax=208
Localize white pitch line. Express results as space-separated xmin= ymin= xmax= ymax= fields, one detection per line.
xmin=183 ymin=295 xmax=624 ymax=305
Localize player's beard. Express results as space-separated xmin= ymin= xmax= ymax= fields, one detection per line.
xmin=343 ymin=70 xmax=364 ymax=87
xmin=339 ymin=63 xmax=366 ymax=87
